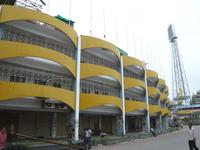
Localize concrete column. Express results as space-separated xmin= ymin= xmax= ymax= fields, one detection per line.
xmin=120 ymin=56 xmax=126 ymax=135
xmin=144 ymin=63 xmax=150 ymax=132
xmin=51 ymin=112 xmax=57 ymax=138
xmin=75 ymin=35 xmax=81 ymax=141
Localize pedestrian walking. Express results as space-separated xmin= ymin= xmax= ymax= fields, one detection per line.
xmin=0 ymin=127 xmax=7 ymax=150
xmin=87 ymin=128 xmax=92 ymax=149
xmin=188 ymin=122 xmax=199 ymax=150
xmin=83 ymin=128 xmax=89 ymax=150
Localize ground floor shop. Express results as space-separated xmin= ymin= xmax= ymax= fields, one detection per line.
xmin=0 ymin=110 xmax=71 ymax=138
xmin=79 ymin=114 xmax=121 ymax=135
xmin=126 ymin=116 xmax=145 ymax=132
xmin=0 ymin=110 xmax=168 ymax=139
xmin=150 ymin=116 xmax=160 ymax=129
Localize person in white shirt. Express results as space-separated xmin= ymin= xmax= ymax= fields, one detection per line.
xmin=188 ymin=122 xmax=199 ymax=150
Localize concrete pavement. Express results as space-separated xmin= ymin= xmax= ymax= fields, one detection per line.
xmin=92 ymin=126 xmax=200 ymax=150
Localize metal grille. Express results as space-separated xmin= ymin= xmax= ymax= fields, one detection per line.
xmin=1 ymin=24 xmax=76 ymax=59
xmin=80 ymin=79 xmax=120 ymax=97
xmin=147 ymin=79 xmax=157 ymax=87
xmin=124 ymin=90 xmax=145 ymax=102
xmin=0 ymin=61 xmax=74 ymax=90
xmin=81 ymin=51 xmax=120 ymax=72
xmin=148 ymin=97 xmax=158 ymax=105
xmin=124 ymin=68 xmax=144 ymax=81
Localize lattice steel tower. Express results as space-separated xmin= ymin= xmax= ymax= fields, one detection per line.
xmin=168 ymin=24 xmax=191 ymax=105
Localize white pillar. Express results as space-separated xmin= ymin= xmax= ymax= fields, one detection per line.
xmin=120 ymin=56 xmax=126 ymax=135
xmin=51 ymin=112 xmax=57 ymax=138
xmin=75 ymin=35 xmax=81 ymax=141
xmin=144 ymin=63 xmax=150 ymax=132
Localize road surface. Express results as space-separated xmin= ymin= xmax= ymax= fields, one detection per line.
xmin=92 ymin=126 xmax=200 ymax=150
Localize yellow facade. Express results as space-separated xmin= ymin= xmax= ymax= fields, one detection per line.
xmin=0 ymin=81 xmax=75 ymax=109
xmin=80 ymin=93 xmax=122 ymax=111
xmin=124 ymin=77 xmax=145 ymax=89
xmin=147 ymin=69 xmax=158 ymax=79
xmin=80 ymin=63 xmax=121 ymax=84
xmin=125 ymin=101 xmax=146 ymax=112
xmin=0 ymin=41 xmax=76 ymax=77
xmin=81 ymin=35 xmax=120 ymax=59
xmin=123 ymin=56 xmax=144 ymax=68
xmin=0 ymin=5 xmax=77 ymax=46
xmin=0 ymin=4 xmax=171 ymax=135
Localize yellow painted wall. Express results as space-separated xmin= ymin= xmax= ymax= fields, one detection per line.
xmin=124 ymin=77 xmax=145 ymax=89
xmin=81 ymin=35 xmax=120 ymax=59
xmin=0 ymin=81 xmax=75 ymax=109
xmin=80 ymin=63 xmax=121 ymax=84
xmin=0 ymin=41 xmax=76 ymax=77
xmin=0 ymin=5 xmax=77 ymax=46
xmin=80 ymin=93 xmax=122 ymax=111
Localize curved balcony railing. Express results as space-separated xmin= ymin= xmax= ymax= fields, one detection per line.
xmin=80 ymin=63 xmax=121 ymax=84
xmin=81 ymin=35 xmax=120 ymax=60
xmin=146 ymin=69 xmax=158 ymax=79
xmin=124 ymin=68 xmax=144 ymax=81
xmin=158 ymin=79 xmax=165 ymax=86
xmin=81 ymin=51 xmax=120 ymax=72
xmin=158 ymin=79 xmax=166 ymax=92
xmin=124 ymin=77 xmax=145 ymax=90
xmin=125 ymin=101 xmax=146 ymax=112
xmin=80 ymin=93 xmax=122 ymax=111
xmin=123 ymin=56 xmax=144 ymax=69
xmin=0 ymin=41 xmax=76 ymax=76
xmin=80 ymin=80 xmax=120 ymax=98
xmin=0 ymin=5 xmax=77 ymax=45
xmin=147 ymin=80 xmax=158 ymax=87
xmin=125 ymin=90 xmax=145 ymax=102
xmin=0 ymin=61 xmax=74 ymax=91
xmin=1 ymin=24 xmax=76 ymax=59
xmin=149 ymin=105 xmax=162 ymax=115
xmin=0 ymin=81 xmax=75 ymax=109
xmin=148 ymin=97 xmax=159 ymax=105
xmin=148 ymin=86 xmax=160 ymax=98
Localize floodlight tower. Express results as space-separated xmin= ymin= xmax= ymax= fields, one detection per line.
xmin=168 ymin=24 xmax=191 ymax=105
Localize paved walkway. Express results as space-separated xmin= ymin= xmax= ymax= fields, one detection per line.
xmin=92 ymin=126 xmax=200 ymax=150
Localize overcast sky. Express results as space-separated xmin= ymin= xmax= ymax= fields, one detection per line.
xmin=43 ymin=0 xmax=200 ymax=99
